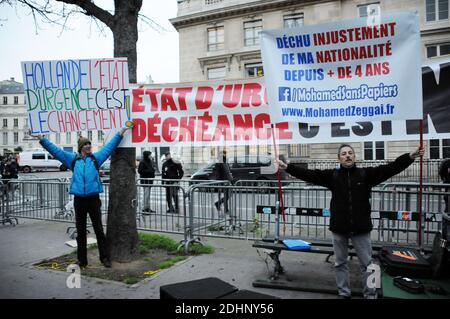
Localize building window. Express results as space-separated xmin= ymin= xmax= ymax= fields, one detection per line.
xmin=426 ymin=43 xmax=450 ymax=58
xmin=244 ymin=20 xmax=262 ymax=46
xmin=283 ymin=13 xmax=304 ymax=28
xmin=430 ymin=139 xmax=450 ymax=159
xmin=288 ymin=144 xmax=309 ymax=157
xmin=13 ymin=132 xmax=19 ymax=145
xmin=207 ymin=26 xmax=224 ymax=51
xmin=98 ymin=131 xmax=104 ymax=142
xmin=13 ymin=118 xmax=18 ymax=128
xmin=3 ymin=119 xmax=7 ymax=128
xmin=207 ymin=66 xmax=226 ymax=79
xmin=14 ymin=96 xmax=19 ymax=104
xmin=426 ymin=0 xmax=449 ymax=22
xmin=3 ymin=97 xmax=7 ymax=105
xmin=245 ymin=63 xmax=264 ymax=78
xmin=66 ymin=132 xmax=71 ymax=145
xmin=358 ymin=2 xmax=380 ymax=18
xmin=364 ymin=141 xmax=385 ymax=160
xmin=56 ymin=133 xmax=61 ymax=144
xmin=2 ymin=132 xmax=8 ymax=145
xmin=87 ymin=131 xmax=93 ymax=141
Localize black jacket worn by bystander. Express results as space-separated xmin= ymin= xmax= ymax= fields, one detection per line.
xmin=286 ymin=153 xmax=414 ymax=235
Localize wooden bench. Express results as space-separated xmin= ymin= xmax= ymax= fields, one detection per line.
xmin=252 ymin=239 xmax=383 ymax=279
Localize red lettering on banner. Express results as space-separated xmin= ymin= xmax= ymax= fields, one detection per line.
xmin=275 ymin=122 xmax=293 ymax=139
xmin=213 ymin=115 xmax=232 ymax=141
xmin=254 ymin=113 xmax=271 ymax=139
xmin=132 ymin=86 xmax=145 ymax=112
xmin=161 ymin=88 xmax=177 ymax=111
xmin=132 ymin=118 xmax=147 ymax=142
xmin=196 ymin=111 xmax=213 ymax=140
xmin=233 ymin=114 xmax=253 ymax=141
xmin=161 ymin=117 xmax=178 ymax=142
xmin=147 ymin=114 xmax=161 ymax=142
xmin=263 ymin=88 xmax=268 ymax=105
xmin=145 ymin=88 xmax=162 ymax=112
xmin=175 ymin=87 xmax=192 ymax=111
xmin=195 ymin=86 xmax=214 ymax=109
xmin=241 ymin=83 xmax=262 ymax=107
xmin=179 ymin=116 xmax=196 ymax=142
xmin=223 ymin=84 xmax=242 ymax=108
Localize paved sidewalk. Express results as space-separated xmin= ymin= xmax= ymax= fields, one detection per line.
xmin=0 ymin=219 xmax=364 ymax=299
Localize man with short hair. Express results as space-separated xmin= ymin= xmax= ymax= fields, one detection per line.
xmin=37 ymin=127 xmax=131 ymax=268
xmin=162 ymin=152 xmax=184 ymax=214
xmin=277 ymin=144 xmax=424 ymax=299
xmin=138 ymin=151 xmax=156 ymax=214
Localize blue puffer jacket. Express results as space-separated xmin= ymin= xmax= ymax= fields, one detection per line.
xmin=40 ymin=133 xmax=123 ymax=197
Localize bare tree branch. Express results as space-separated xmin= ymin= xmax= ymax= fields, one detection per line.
xmin=55 ymin=0 xmax=115 ymax=28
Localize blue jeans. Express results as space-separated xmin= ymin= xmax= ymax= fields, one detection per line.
xmin=332 ymin=232 xmax=377 ymax=298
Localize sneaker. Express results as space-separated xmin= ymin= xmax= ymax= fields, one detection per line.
xmin=214 ymin=202 xmax=220 ymax=211
xmin=142 ymin=208 xmax=150 ymax=213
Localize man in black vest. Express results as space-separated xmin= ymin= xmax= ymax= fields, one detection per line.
xmin=277 ymin=144 xmax=424 ymax=299
xmin=138 ymin=151 xmax=156 ymax=214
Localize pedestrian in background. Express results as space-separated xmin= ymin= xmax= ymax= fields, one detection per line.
xmin=138 ymin=151 xmax=156 ymax=214
xmin=162 ymin=152 xmax=184 ymax=214
xmin=213 ymin=149 xmax=233 ymax=214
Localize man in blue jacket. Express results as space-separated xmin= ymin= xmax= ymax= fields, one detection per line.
xmin=38 ymin=128 xmax=130 ymax=268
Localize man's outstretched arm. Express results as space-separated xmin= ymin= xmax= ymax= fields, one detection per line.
xmin=367 ymin=145 xmax=425 ymax=186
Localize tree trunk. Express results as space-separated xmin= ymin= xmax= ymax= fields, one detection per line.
xmin=106 ymin=2 xmax=141 ymax=262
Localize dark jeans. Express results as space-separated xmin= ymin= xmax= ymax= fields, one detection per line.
xmin=165 ymin=181 xmax=179 ymax=211
xmin=215 ymin=188 xmax=230 ymax=213
xmin=74 ymin=195 xmax=108 ymax=265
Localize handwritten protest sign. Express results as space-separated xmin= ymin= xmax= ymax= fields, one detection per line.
xmin=261 ymin=11 xmax=422 ymax=124
xmin=21 ymin=58 xmax=130 ymax=134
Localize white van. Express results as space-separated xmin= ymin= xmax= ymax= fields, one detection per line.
xmin=18 ymin=149 xmax=67 ymax=173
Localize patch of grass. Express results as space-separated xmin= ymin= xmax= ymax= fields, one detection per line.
xmin=187 ymin=244 xmax=214 ymax=255
xmin=138 ymin=232 xmax=215 ymax=256
xmin=138 ymin=233 xmax=179 ymax=252
xmin=159 ymin=256 xmax=187 ymax=269
xmin=123 ymin=277 xmax=139 ymax=285
xmin=139 ymin=245 xmax=150 ymax=255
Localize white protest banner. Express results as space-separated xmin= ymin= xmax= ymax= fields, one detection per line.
xmin=21 ymin=58 xmax=130 ymax=135
xmin=118 ymin=57 xmax=450 ymax=147
xmin=120 ymin=79 xmax=294 ymax=147
xmin=260 ymin=11 xmax=422 ymax=124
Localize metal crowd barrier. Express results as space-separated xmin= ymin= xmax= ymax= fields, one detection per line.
xmin=186 ymin=182 xmax=446 ymax=249
xmin=294 ymin=159 xmax=442 ymax=183
xmin=2 ymin=178 xmax=447 ymax=251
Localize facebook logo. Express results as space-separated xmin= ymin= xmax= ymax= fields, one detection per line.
xmin=278 ymin=87 xmax=291 ymax=101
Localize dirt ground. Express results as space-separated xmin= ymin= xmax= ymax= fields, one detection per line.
xmin=34 ymin=247 xmax=184 ymax=285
